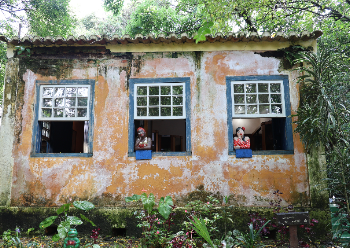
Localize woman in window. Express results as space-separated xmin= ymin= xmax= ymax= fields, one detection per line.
xmin=234 ymin=127 xmax=250 ymax=149
xmin=135 ymin=127 xmax=152 ymax=150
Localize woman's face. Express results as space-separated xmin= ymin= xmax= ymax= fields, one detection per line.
xmin=237 ymin=128 xmax=244 ymax=138
xmin=138 ymin=130 xmax=145 ymax=137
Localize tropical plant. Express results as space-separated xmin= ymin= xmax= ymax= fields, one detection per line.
xmin=232 ymin=221 xmax=270 ymax=248
xmin=39 ymin=200 xmax=96 ymax=242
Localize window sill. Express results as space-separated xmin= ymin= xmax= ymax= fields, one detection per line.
xmin=229 ymin=150 xmax=294 ymax=156
xmin=31 ymin=153 xmax=93 ymax=157
xmin=128 ymin=151 xmax=192 ymax=157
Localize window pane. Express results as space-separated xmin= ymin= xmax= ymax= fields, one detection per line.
xmin=161 ymin=107 xmax=171 ymax=116
xmin=55 ymin=98 xmax=64 ymax=107
xmin=78 ymin=98 xmax=88 ymax=107
xmin=149 ymin=86 xmax=159 ymax=95
xmin=173 ymin=107 xmax=183 ymax=116
xmin=66 ymin=98 xmax=76 ymax=107
xmin=161 ymin=96 xmax=171 ymax=105
xmin=54 ymin=109 xmax=64 ymax=117
xmin=234 ymin=84 xmax=244 ymax=93
xmin=247 ymin=105 xmax=258 ymax=114
xmin=137 ymin=97 xmax=147 ymax=106
xmin=137 ymin=108 xmax=147 ymax=116
xmin=43 ymin=98 xmax=52 ymax=107
xmin=149 ymin=96 xmax=159 ymax=106
xmin=66 ymin=87 xmax=77 ymax=97
xmin=41 ymin=109 xmax=52 ymax=118
xmin=271 ymin=94 xmax=281 ymax=103
xmin=65 ymin=108 xmax=76 ymax=118
xmin=234 ymin=94 xmax=245 ymax=104
xmin=149 ymin=107 xmax=159 ymax=116
xmin=234 ymin=105 xmax=245 ymax=114
xmin=259 ymin=105 xmax=270 ymax=114
xmin=161 ymin=86 xmax=171 ymax=95
xmin=270 ymin=83 xmax=281 ymax=93
xmin=137 ymin=86 xmax=147 ymax=95
xmin=246 ymin=83 xmax=256 ymax=93
xmin=54 ymin=88 xmax=65 ymax=97
xmin=258 ymin=83 xmax=268 ymax=92
xmin=43 ymin=87 xmax=53 ymax=97
xmin=78 ymin=87 xmax=89 ymax=97
xmin=259 ymin=94 xmax=269 ymax=103
xmin=77 ymin=108 xmax=87 ymax=117
xmin=172 ymin=86 xmax=183 ymax=95
xmin=246 ymin=94 xmax=257 ymax=103
xmin=173 ymin=96 xmax=183 ymax=105
xmin=272 ymin=105 xmax=283 ymax=114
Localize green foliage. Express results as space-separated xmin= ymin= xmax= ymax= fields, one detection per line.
xmin=231 ymin=221 xmax=270 ymax=248
xmin=1 ymin=228 xmax=22 ymax=248
xmin=39 ymin=201 xmax=96 ymax=241
xmin=189 ymin=215 xmax=215 ymax=247
xmin=104 ymin=0 xmax=124 ymax=16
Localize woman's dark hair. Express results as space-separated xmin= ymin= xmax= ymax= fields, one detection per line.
xmin=236 ymin=127 xmax=247 ymax=141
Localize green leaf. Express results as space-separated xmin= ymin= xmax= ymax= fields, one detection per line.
xmin=194 ymin=21 xmax=213 ymax=44
xmin=57 ymin=221 xmax=70 ymax=239
xmin=158 ymin=196 xmax=173 ymax=219
xmin=141 ymin=193 xmax=155 ymax=214
xmin=125 ymin=194 xmax=141 ymax=202
xmin=73 ymin=201 xmax=95 ymax=211
xmin=56 ymin=203 xmax=71 ymax=215
xmin=39 ymin=216 xmax=57 ymax=229
xmin=80 ymin=214 xmax=96 ymax=226
xmin=189 ymin=215 xmax=214 ymax=247
xmin=52 ymin=234 xmax=60 ymax=242
xmin=67 ymin=216 xmax=83 ymax=226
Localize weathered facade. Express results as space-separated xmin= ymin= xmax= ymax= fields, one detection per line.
xmin=0 ymin=31 xmax=323 ymax=208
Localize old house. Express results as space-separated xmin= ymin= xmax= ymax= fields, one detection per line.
xmin=0 ymin=31 xmax=325 ymax=210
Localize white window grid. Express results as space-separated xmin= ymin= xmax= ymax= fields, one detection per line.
xmin=134 ymin=83 xmax=186 ymax=120
xmin=231 ymin=80 xmax=286 ymax=118
xmin=38 ymin=85 xmax=90 ymax=121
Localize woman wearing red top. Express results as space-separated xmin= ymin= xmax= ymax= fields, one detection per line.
xmin=234 ymin=127 xmax=250 ymax=149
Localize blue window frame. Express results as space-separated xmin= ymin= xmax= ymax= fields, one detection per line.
xmin=128 ymin=77 xmax=191 ymax=156
xmin=31 ymin=79 xmax=95 ymax=157
xmin=226 ymin=75 xmax=294 ymax=155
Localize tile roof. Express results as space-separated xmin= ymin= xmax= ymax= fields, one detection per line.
xmin=0 ymin=31 xmax=322 ymax=46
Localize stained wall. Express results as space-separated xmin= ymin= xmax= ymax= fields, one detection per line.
xmin=0 ymin=42 xmax=312 ymax=207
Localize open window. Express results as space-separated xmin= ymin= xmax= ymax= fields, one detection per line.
xmin=128 ymin=78 xmax=191 ymax=156
xmin=226 ymin=76 xmax=294 ymax=155
xmin=32 ymin=80 xmax=95 ymax=157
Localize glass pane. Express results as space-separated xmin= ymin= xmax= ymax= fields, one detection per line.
xmin=233 ymin=84 xmax=244 ymax=93
xmin=173 ymin=107 xmax=183 ymax=116
xmin=137 ymin=86 xmax=147 ymax=95
xmin=65 ymin=108 xmax=76 ymax=118
xmin=42 ymin=87 xmax=53 ymax=97
xmin=77 ymin=108 xmax=87 ymax=117
xmin=234 ymin=94 xmax=244 ymax=104
xmin=55 ymin=98 xmax=64 ymax=107
xmin=270 ymin=83 xmax=281 ymax=93
xmin=173 ymin=96 xmax=183 ymax=105
xmin=149 ymin=107 xmax=159 ymax=116
xmin=258 ymin=94 xmax=269 ymax=103
xmin=259 ymin=105 xmax=270 ymax=114
xmin=247 ymin=105 xmax=258 ymax=114
xmin=161 ymin=96 xmax=171 ymax=105
xmin=246 ymin=83 xmax=256 ymax=93
xmin=78 ymin=87 xmax=89 ymax=97
xmin=43 ymin=98 xmax=52 ymax=107
xmin=161 ymin=86 xmax=171 ymax=95
xmin=271 ymin=94 xmax=281 ymax=103
xmin=173 ymin=86 xmax=183 ymax=95
xmin=234 ymin=105 xmax=245 ymax=114
xmin=41 ymin=108 xmax=52 ymax=118
xmin=272 ymin=105 xmax=283 ymax=114
xmin=137 ymin=108 xmax=147 ymax=116
xmin=54 ymin=88 xmax=65 ymax=97
xmin=137 ymin=97 xmax=147 ymax=106
xmin=66 ymin=87 xmax=77 ymax=97
xmin=65 ymin=98 xmax=76 ymax=107
xmin=54 ymin=108 xmax=64 ymax=117
xmin=258 ymin=83 xmax=268 ymax=92
xmin=78 ymin=98 xmax=88 ymax=107
xmin=149 ymin=96 xmax=159 ymax=106
xmin=161 ymin=107 xmax=171 ymax=116
xmin=149 ymin=86 xmax=159 ymax=95
xmin=246 ymin=94 xmax=257 ymax=104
